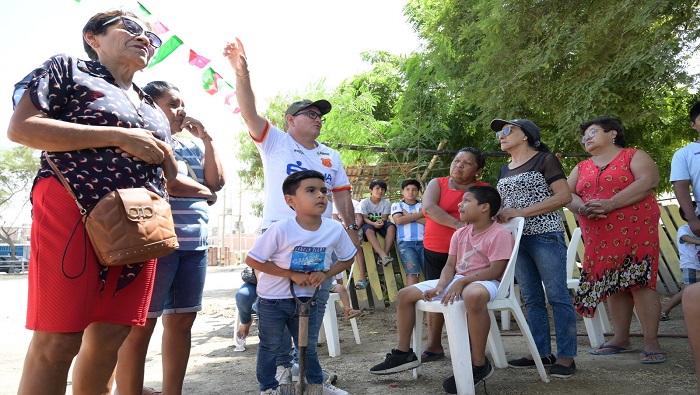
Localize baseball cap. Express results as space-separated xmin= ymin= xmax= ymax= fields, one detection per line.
xmin=490 ymin=118 xmax=542 ymax=147
xmin=285 ymin=99 xmax=332 ymax=117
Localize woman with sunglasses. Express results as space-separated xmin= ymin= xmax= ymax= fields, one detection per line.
xmin=491 ymin=119 xmax=578 ymax=378
xmin=8 ymin=10 xmax=176 ymax=394
xmin=566 ymin=117 xmax=665 ymax=364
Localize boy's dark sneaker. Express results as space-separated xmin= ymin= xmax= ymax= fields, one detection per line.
xmin=442 ymin=358 xmax=494 ymax=394
xmin=549 ymin=361 xmax=576 ymax=378
xmin=369 ymin=349 xmax=420 ymax=375
xmin=507 ymin=354 xmax=556 ymax=368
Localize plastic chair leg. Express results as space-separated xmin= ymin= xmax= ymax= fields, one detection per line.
xmin=487 ymin=311 xmax=508 ymax=368
xmin=350 ymin=317 xmax=361 ymax=345
xmin=443 ymin=303 xmax=474 ymax=395
xmin=412 ymin=308 xmax=424 ymax=379
xmin=323 ymin=295 xmax=341 ymax=357
xmin=500 ymin=310 xmax=511 ymax=331
xmin=510 ymin=306 xmax=549 ymax=383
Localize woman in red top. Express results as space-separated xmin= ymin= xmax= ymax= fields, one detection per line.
xmin=420 ymin=147 xmax=488 ymax=361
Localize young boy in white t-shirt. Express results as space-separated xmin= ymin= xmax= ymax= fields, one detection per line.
xmin=370 ymin=186 xmax=514 ymax=393
xmin=246 ymin=170 xmax=356 ymax=395
xmin=360 ymin=179 xmax=396 ymax=266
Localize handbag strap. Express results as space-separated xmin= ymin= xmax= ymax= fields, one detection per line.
xmin=45 ymin=154 xmax=87 ymax=214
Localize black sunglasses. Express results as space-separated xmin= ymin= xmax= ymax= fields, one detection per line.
xmin=102 ymin=16 xmax=162 ymax=48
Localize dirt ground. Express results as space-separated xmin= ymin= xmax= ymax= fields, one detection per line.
xmin=1 ymin=265 xmax=698 ymax=394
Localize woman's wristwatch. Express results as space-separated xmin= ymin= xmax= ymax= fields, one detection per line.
xmin=345 ymin=224 xmax=360 ymax=230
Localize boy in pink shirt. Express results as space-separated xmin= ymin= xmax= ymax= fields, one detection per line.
xmin=369 ymin=186 xmax=514 ymax=393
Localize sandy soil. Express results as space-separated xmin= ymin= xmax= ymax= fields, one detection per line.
xmin=0 ymin=266 xmax=698 ymax=394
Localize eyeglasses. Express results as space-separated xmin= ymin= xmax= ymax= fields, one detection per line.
xmin=495 ymin=125 xmax=514 ymax=139
xmin=102 ymin=16 xmax=162 ymax=48
xmin=294 ymin=110 xmax=325 ymax=123
xmin=580 ymin=128 xmax=606 ymax=143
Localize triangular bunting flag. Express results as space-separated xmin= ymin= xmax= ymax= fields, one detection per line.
xmin=202 ymin=67 xmax=223 ymax=94
xmin=224 ymin=91 xmax=240 ymax=114
xmin=136 ymin=1 xmax=152 ymax=16
xmin=153 ymin=21 xmax=169 ymax=35
xmin=148 ymin=35 xmax=183 ymax=68
xmin=188 ymin=50 xmax=211 ymax=69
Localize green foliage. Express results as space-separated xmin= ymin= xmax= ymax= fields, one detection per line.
xmin=0 ymin=146 xmax=37 ymax=211
xmin=402 ymin=0 xmax=700 ymax=192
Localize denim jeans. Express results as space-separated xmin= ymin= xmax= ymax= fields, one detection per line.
xmin=275 ymin=276 xmax=333 ymax=368
xmin=148 ymin=249 xmax=207 ymax=317
xmin=257 ymin=297 xmax=323 ymax=391
xmin=235 ymin=282 xmax=258 ymax=325
xmin=515 ymin=232 xmax=577 ymax=359
xmin=397 ymin=240 xmax=425 ymax=275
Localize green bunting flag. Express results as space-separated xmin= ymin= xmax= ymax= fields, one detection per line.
xmin=147 ymin=35 xmax=183 ymax=68
xmin=136 ymin=1 xmax=152 ymax=16
xmin=202 ymin=67 xmax=223 ymax=94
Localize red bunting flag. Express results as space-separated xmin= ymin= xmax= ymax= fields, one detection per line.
xmin=188 ymin=50 xmax=211 ymax=69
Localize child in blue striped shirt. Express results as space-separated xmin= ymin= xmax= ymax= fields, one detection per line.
xmin=391 ymin=179 xmax=426 ymax=286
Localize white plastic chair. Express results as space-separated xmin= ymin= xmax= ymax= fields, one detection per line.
xmin=319 ymin=263 xmax=361 ymax=357
xmin=412 ymin=217 xmax=548 ymax=395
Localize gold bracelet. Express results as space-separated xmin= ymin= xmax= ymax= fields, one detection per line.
xmin=235 ymin=71 xmax=249 ymax=78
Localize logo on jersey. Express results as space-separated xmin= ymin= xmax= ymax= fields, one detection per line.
xmin=321 ymin=158 xmax=332 ymax=167
xmin=290 ymin=246 xmax=326 ymax=272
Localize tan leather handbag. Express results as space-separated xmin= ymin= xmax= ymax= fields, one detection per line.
xmin=47 ymin=157 xmax=179 ymax=266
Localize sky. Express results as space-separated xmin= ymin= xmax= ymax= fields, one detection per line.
xmin=0 ymin=0 xmax=420 ymax=234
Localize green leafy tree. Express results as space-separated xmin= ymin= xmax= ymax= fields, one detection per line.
xmin=403 ymin=0 xmax=700 ymax=189
xmin=0 ymin=146 xmax=38 ymax=257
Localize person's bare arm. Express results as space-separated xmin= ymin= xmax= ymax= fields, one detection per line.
xmin=183 ymin=116 xmax=226 ymax=191
xmin=422 ymin=178 xmax=464 ymax=229
xmin=9 ymin=94 xmax=165 ymax=161
xmin=441 ymin=259 xmax=508 ymax=305
xmin=392 ymin=209 xmax=425 ymax=225
xmin=565 ymin=166 xmax=586 ymax=213
xmin=332 ymin=189 xmax=361 ymax=245
xmin=222 ymin=38 xmax=267 ymax=140
xmin=245 ymin=256 xmax=310 ymax=286
xmin=681 ymin=235 xmax=700 ymax=246
xmin=674 ymin=180 xmax=700 ymax=235
xmin=166 ymin=173 xmax=213 ymax=198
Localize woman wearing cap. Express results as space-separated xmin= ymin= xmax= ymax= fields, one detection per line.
xmin=8 ymin=10 xmax=176 ymax=394
xmin=566 ymin=117 xmax=665 ymax=363
xmin=492 ymin=118 xmax=577 ymax=378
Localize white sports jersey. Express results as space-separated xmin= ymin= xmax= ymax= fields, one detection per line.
xmin=391 ymin=201 xmax=424 ymax=242
xmin=671 ymin=142 xmax=700 ymax=216
xmin=253 ymin=122 xmax=351 ymax=229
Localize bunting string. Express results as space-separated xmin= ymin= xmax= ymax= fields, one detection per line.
xmin=75 ymin=0 xmax=239 ymax=113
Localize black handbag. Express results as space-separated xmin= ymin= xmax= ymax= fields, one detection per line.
xmin=241 ymin=267 xmax=257 ymax=285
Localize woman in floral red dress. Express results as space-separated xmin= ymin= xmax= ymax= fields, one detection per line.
xmin=566 ymin=116 xmax=666 ymax=364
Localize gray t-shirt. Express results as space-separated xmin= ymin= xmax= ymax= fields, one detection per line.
xmin=360 ymin=198 xmax=391 ymax=222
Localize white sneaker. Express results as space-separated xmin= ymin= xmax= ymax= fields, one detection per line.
xmin=260 ymin=388 xmax=278 ymax=395
xmin=233 ymin=335 xmax=246 ymax=352
xmin=275 ymin=366 xmax=292 ymax=385
xmin=322 ymin=382 xmax=349 ymax=395
xmin=291 ymin=364 xmax=338 ymax=384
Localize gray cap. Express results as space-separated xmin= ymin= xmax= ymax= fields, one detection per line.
xmin=490 ymin=118 xmax=542 ymax=148
xmin=285 ymin=99 xmax=332 ymax=117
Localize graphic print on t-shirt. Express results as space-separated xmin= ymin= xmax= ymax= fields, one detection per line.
xmin=456 ymin=241 xmax=488 ymax=273
xmin=290 ymin=246 xmax=326 ymax=272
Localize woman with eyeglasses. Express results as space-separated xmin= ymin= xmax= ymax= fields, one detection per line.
xmin=491 ymin=118 xmax=577 ymax=378
xmin=565 ymin=116 xmax=665 ymax=364
xmin=8 ymin=10 xmax=176 ymax=394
